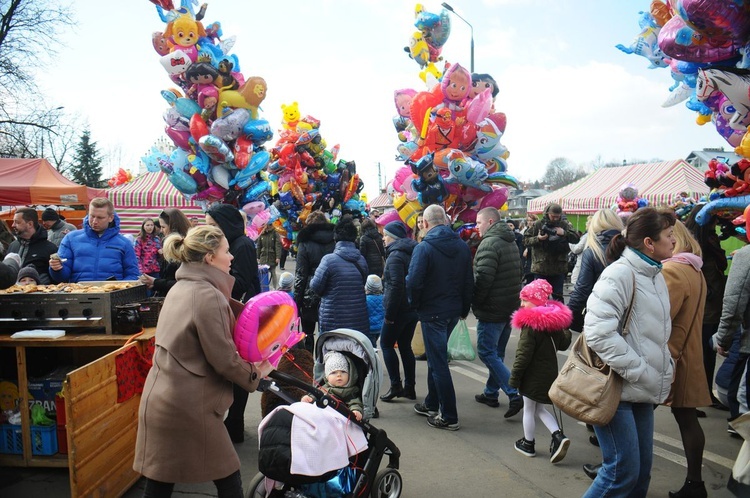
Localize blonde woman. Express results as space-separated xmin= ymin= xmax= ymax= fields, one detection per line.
xmin=662 ymin=222 xmax=710 ymax=498
xmin=134 ymin=225 xmax=273 ymax=497
xmin=567 ymin=209 xmax=624 ymax=332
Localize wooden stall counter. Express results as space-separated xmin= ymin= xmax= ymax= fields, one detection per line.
xmin=0 ymin=328 xmax=155 ymax=497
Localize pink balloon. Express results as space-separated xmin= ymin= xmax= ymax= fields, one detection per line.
xmin=457 ymin=209 xmax=477 ymax=224
xmin=242 ymin=201 xmax=267 ymax=216
xmin=479 ymin=185 xmax=509 ymax=210
xmin=165 ymin=126 xmax=192 ymax=150
xmin=233 ymin=291 xmax=304 ymax=368
xmin=466 ymin=88 xmax=492 ymax=124
xmin=375 ymin=210 xmax=401 ymax=227
xmin=658 ymin=15 xmax=740 ymax=63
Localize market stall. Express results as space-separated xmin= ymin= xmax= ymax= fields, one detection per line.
xmin=107 ymin=171 xmax=204 ymax=235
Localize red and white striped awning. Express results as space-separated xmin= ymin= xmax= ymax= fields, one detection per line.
xmin=107 ymin=172 xmax=204 ymax=235
xmin=527 ymin=160 xmax=708 ymax=214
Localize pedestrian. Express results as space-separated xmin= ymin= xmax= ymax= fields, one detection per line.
xmin=365 ymin=274 xmax=384 ymax=349
xmin=567 ymin=209 xmax=623 ymax=332
xmin=472 ymin=207 xmax=524 ymax=418
xmin=40 ymin=208 xmax=76 ymax=247
xmin=523 ymin=203 xmax=579 ymax=301
xmin=379 ymin=221 xmax=419 ymax=403
xmin=359 ymin=218 xmax=385 ymax=277
xmin=685 ymin=205 xmax=729 ymax=409
xmin=407 ymin=205 xmax=473 ymax=431
xmin=509 ymin=278 xmax=572 ymax=463
xmin=521 ymin=213 xmax=537 ymax=285
xmin=293 ymin=211 xmax=335 ymax=352
xmin=9 ymin=207 xmax=57 ymax=284
xmin=133 ymin=225 xmax=274 ymax=498
xmin=582 ymin=207 xmax=676 ymax=498
xmin=278 ymin=271 xmax=294 ymax=299
xmin=205 ymin=203 xmax=262 ymax=443
xmin=139 ymin=208 xmax=191 ymax=297
xmin=301 ymin=351 xmax=363 ymax=421
xmin=134 ymin=218 xmax=162 ymax=279
xmin=309 ymin=216 xmax=369 ymax=335
xmin=662 ymin=221 xmax=711 ymax=498
xmin=16 ymin=266 xmax=42 ymax=286
xmin=49 ymin=199 xmax=139 ymax=283
xmin=257 ymin=223 xmax=282 ymax=289
xmin=414 ymin=212 xmax=425 ymax=242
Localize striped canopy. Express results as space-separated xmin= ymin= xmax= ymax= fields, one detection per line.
xmin=527 ymin=160 xmax=708 ymax=215
xmin=107 ymin=172 xmax=204 ymax=235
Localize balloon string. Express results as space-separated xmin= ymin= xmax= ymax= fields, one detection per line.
xmin=281 ymin=350 xmax=323 ymax=388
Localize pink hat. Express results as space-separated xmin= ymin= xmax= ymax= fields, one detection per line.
xmin=520 ymin=279 xmax=553 ymax=306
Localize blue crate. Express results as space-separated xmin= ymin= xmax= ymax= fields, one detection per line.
xmin=258 ymin=265 xmax=270 ymax=293
xmin=1 ymin=424 xmax=58 ymax=455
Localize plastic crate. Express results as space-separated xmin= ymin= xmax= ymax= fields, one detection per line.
xmin=258 ymin=266 xmax=270 ymax=293
xmin=138 ymin=297 xmax=165 ymax=328
xmin=57 ymin=427 xmax=67 ymax=455
xmin=0 ymin=424 xmax=58 ymax=455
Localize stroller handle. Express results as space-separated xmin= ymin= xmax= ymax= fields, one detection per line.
xmin=267 ymin=370 xmax=362 ymax=423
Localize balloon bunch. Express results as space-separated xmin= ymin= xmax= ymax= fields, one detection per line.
xmin=614 ymin=183 xmax=648 ymax=219
xmin=618 ymin=1 xmax=750 ymax=231
xmin=108 ymin=168 xmax=134 ymax=188
xmin=404 ymin=4 xmax=451 ymax=83
xmin=386 ymin=4 xmax=518 ymax=229
xmin=259 ymin=103 xmax=367 ymax=246
xmin=142 ymin=1 xmax=275 ymax=210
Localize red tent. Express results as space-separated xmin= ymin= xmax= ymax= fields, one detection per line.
xmin=0 ymin=158 xmax=106 ymax=205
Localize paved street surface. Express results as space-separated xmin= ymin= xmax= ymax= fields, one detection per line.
xmin=1 ymin=268 xmax=744 ymax=497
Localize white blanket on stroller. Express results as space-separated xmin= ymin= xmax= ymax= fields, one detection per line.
xmin=259 ymin=403 xmax=368 ymax=477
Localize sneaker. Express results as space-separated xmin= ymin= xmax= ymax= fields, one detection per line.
xmin=504 ymin=396 xmax=523 ymax=418
xmin=550 ymin=430 xmax=570 ymax=463
xmin=427 ymin=414 xmax=460 ymax=431
xmin=413 ymin=403 xmax=438 ymax=417
xmin=475 ymin=393 xmax=500 ymax=408
xmin=514 ymin=437 xmax=535 ymax=457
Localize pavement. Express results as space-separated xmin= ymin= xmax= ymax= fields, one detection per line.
xmin=1 ymin=269 xmax=745 ymax=497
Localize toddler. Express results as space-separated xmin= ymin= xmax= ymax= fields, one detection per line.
xmin=365 ymin=275 xmax=384 ymax=349
xmin=509 ymin=279 xmax=573 ymax=463
xmin=278 ymin=271 xmax=294 ymax=299
xmin=17 ymin=266 xmax=41 ymax=286
xmin=302 ymin=351 xmax=363 ymax=421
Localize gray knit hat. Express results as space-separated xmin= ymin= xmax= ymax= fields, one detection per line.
xmin=278 ymin=271 xmax=294 ymax=291
xmin=324 ymin=351 xmax=349 ymax=377
xmin=383 ymin=221 xmax=407 ymax=240
xmin=365 ymin=274 xmax=382 ymax=294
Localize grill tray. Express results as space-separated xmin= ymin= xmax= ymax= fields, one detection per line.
xmin=0 ymin=281 xmax=147 ymax=334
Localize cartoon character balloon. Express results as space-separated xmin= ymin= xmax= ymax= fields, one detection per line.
xmin=233 ymin=291 xmax=304 ymax=368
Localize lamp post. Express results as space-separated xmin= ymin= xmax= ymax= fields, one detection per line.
xmin=441 ymin=2 xmax=474 ymax=73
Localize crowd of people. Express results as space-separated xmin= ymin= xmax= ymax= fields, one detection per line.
xmin=3 ymin=196 xmax=747 ymax=497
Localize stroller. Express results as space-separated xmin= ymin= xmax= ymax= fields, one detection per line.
xmin=248 ymin=329 xmax=402 ymax=498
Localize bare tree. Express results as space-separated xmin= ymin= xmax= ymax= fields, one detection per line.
xmin=541 ymin=157 xmax=588 ymax=190
xmin=0 ymin=0 xmax=74 ymax=153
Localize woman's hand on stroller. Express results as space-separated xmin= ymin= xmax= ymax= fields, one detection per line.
xmin=352 ymin=410 xmax=363 ymax=421
xmin=301 ymin=395 xmax=314 ymax=403
xmin=254 ymin=359 xmax=275 ymax=379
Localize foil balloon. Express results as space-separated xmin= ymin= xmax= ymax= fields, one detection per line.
xmin=233 ymin=291 xmax=304 ymax=368
xmin=478 ymin=185 xmax=509 ymax=210
xmin=674 ymin=0 xmax=750 ymax=47
xmin=243 ymin=118 xmax=274 ymax=146
xmin=658 ymin=15 xmax=741 ymax=63
xmin=211 ymin=108 xmax=251 ymax=142
xmin=696 ymin=68 xmax=750 ymax=131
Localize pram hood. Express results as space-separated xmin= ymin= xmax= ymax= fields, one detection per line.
xmin=315 ymin=329 xmax=382 ymax=420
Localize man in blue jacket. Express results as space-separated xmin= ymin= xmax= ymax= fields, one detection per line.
xmin=49 ymin=198 xmax=140 ymax=283
xmin=407 ymin=205 xmax=474 ymax=431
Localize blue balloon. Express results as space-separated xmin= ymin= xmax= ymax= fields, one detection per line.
xmin=244 ymin=149 xmax=271 ymax=176
xmin=243 ymin=119 xmax=274 ymax=146
xmin=240 ymin=181 xmax=271 ymax=202
xmin=169 ymin=168 xmax=198 ymax=195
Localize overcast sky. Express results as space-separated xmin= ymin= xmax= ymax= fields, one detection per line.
xmin=35 ymin=0 xmax=731 ymax=199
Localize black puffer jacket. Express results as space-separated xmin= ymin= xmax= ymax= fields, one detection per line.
xmin=359 ymin=226 xmax=385 ymax=277
xmin=383 ymin=237 xmax=418 ymax=322
xmin=8 ymin=225 xmax=56 ymax=284
xmin=471 ymin=221 xmax=521 ymax=322
xmin=153 ymin=260 xmax=180 ymax=297
xmin=567 ymin=229 xmax=619 ymax=331
xmin=294 ymin=223 xmax=335 ymax=320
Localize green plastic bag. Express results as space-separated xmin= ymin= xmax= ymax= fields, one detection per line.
xmin=447 ymin=319 xmax=476 ymax=361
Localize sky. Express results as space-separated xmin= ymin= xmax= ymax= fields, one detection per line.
xmin=33 ymin=0 xmax=732 ymax=200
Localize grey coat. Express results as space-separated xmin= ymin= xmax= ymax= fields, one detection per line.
xmin=715 ymin=244 xmax=750 ymax=354
xmin=47 ymin=219 xmax=77 ymax=247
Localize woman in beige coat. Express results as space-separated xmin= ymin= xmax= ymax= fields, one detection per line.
xmin=662 ymin=221 xmax=711 ymax=498
xmin=133 ymin=225 xmax=273 ymax=498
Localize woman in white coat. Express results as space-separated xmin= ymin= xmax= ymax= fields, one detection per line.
xmin=582 ymin=207 xmax=676 ymax=498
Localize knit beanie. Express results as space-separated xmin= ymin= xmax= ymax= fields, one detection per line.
xmin=383 ymin=221 xmax=407 ymax=240
xmin=365 ymin=274 xmax=383 ymax=294
xmin=520 ymin=279 xmax=553 ymax=307
xmin=17 ymin=266 xmax=41 ymax=285
xmin=324 ymin=351 xmax=349 ymax=377
xmin=333 ymin=217 xmax=358 ymax=242
xmin=278 ymin=271 xmax=294 ymax=291
xmin=42 ymin=208 xmax=59 ymax=222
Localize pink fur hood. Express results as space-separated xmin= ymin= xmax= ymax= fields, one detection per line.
xmin=511 ymin=300 xmax=573 ymax=332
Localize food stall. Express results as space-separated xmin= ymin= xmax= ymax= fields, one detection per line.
xmin=0 ymin=281 xmax=152 ymax=497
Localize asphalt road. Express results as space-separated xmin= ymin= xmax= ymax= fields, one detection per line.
xmin=1 ymin=265 xmax=744 ymax=497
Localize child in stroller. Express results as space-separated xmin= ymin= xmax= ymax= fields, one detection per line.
xmin=250 ymin=329 xmax=402 ymax=498
xmin=302 ymin=351 xmax=364 ymax=421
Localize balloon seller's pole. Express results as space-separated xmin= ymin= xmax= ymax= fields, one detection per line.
xmin=442 ymin=3 xmax=474 ymax=73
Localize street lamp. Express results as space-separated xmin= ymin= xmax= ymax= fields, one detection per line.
xmin=441 ymin=2 xmax=474 ymax=73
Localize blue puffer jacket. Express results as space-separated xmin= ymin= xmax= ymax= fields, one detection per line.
xmin=310 ymin=241 xmax=369 ymax=334
xmin=406 ymin=225 xmax=474 ymax=322
xmin=366 ymin=294 xmax=384 ymax=332
xmin=50 ymin=213 xmax=140 ymax=283
xmin=382 ymin=237 xmax=418 ymax=322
